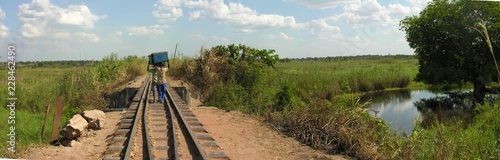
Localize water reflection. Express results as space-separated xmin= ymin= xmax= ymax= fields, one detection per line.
xmin=361 ymin=90 xmax=448 ymax=134
xmin=414 ymin=91 xmax=479 ymax=130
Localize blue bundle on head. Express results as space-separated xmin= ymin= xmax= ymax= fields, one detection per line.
xmin=149 ymin=51 xmax=169 ymax=65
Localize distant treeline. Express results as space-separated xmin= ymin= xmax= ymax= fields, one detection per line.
xmin=2 ymin=60 xmax=100 ymax=68
xmin=280 ymin=54 xmax=415 ymax=62
xmin=2 ymin=54 xmax=415 ymax=68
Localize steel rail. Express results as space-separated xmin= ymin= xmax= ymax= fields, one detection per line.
xmin=165 ymin=85 xmax=208 ymax=160
xmin=123 ymin=75 xmax=150 ymax=160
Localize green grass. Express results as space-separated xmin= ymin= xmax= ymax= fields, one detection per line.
xmin=274 ymin=57 xmax=499 ymax=159
xmin=276 ymin=56 xmax=419 ymax=101
xmin=397 ymin=102 xmax=500 ymax=159
xmin=173 ymin=53 xmax=499 ymax=159
xmin=0 ymin=67 xmax=91 ymax=157
xmin=0 ymin=54 xmax=148 ymax=158
xmin=171 ymin=53 xmax=420 ymax=158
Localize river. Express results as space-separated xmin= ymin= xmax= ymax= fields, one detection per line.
xmin=360 ymin=90 xmax=451 ymax=134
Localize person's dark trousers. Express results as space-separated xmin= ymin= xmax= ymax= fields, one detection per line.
xmin=156 ymin=83 xmax=167 ymax=102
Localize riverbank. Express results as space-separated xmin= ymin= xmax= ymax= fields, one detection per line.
xmin=169 ymin=52 xmax=499 ymax=159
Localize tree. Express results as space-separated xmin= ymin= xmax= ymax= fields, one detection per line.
xmin=400 ymin=0 xmax=500 ymax=102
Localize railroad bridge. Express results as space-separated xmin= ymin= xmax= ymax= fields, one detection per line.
xmin=102 ymin=75 xmax=230 ymax=160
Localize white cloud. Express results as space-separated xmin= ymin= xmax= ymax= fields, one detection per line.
xmin=115 ymin=31 xmax=123 ymax=36
xmin=307 ymin=19 xmax=340 ymax=32
xmin=21 ymin=23 xmax=44 ymax=38
xmin=265 ymin=34 xmax=277 ymax=40
xmin=236 ymin=29 xmax=255 ymax=33
xmin=283 ymin=0 xmax=361 ymax=9
xmin=51 ymin=31 xmax=100 ymax=42
xmin=348 ymin=35 xmax=364 ymax=42
xmin=53 ymin=32 xmax=71 ymax=39
xmin=153 ymin=0 xmax=183 ymax=23
xmin=280 ymin=32 xmax=293 ymax=40
xmin=58 ymin=5 xmax=101 ymax=28
xmin=73 ymin=32 xmax=101 ymax=42
xmin=265 ymin=32 xmax=294 ymax=40
xmin=193 ymin=34 xmax=228 ymax=41
xmin=185 ymin=0 xmax=305 ymax=30
xmin=0 ymin=24 xmax=8 ymax=38
xmin=306 ymin=19 xmax=342 ymax=40
xmin=326 ymin=0 xmax=420 ymax=28
xmin=0 ymin=7 xmax=6 ymax=19
xmin=18 ymin=0 xmax=103 ymax=38
xmin=188 ymin=10 xmax=203 ymax=21
xmin=0 ymin=7 xmax=8 ymax=38
xmin=127 ymin=25 xmax=169 ymax=36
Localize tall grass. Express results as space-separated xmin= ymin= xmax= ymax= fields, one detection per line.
xmin=169 ymin=47 xmax=418 ymax=159
xmin=0 ymin=53 xmax=147 ymax=158
xmin=395 ymin=101 xmax=500 ymax=159
xmin=171 ymin=51 xmax=498 ymax=158
xmin=277 ymin=57 xmax=417 ymax=100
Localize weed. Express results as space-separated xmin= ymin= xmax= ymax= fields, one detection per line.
xmin=0 ymin=53 xmax=148 ymax=158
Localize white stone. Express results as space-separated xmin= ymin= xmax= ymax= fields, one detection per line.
xmin=59 ymin=114 xmax=88 ymax=139
xmin=82 ymin=109 xmax=105 ymax=130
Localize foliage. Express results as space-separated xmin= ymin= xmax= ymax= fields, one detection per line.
xmin=173 ymin=44 xmax=281 ymax=115
xmin=277 ymin=57 xmax=415 ymax=102
xmin=170 ymin=47 xmax=500 ymax=159
xmin=400 ymin=0 xmax=500 ymax=86
xmin=58 ymin=67 xmax=104 ymax=111
xmin=170 ymin=49 xmax=418 ymax=158
xmin=124 ymin=55 xmax=148 ymax=79
xmin=399 ymin=100 xmax=500 ymax=159
xmin=0 ymin=53 xmax=147 ymax=158
xmin=212 ymin=44 xmax=279 ymax=68
xmin=96 ymin=53 xmax=124 ymax=84
xmin=208 ymin=84 xmax=248 ymax=111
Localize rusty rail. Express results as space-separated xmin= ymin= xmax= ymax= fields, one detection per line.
xmin=102 ymin=75 xmax=150 ymax=160
xmin=165 ymin=85 xmax=230 ymax=159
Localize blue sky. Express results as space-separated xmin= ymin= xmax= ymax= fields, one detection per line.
xmin=0 ymin=0 xmax=430 ymax=61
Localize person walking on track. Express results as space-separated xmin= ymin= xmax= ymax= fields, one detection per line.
xmin=155 ymin=62 xmax=168 ymax=103
xmin=147 ymin=64 xmax=158 ymax=102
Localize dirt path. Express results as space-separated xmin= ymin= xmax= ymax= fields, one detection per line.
xmin=21 ymin=75 xmax=349 ymax=160
xmin=191 ymin=107 xmax=347 ymax=160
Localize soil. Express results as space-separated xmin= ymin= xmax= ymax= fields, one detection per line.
xmin=20 ymin=75 xmax=349 ymax=160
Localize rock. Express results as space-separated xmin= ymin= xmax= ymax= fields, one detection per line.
xmin=59 ymin=114 xmax=88 ymax=139
xmin=82 ymin=109 xmax=105 ymax=130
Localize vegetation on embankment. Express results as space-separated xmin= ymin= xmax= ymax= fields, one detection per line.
xmin=169 ymin=44 xmax=406 ymax=159
xmin=0 ymin=53 xmax=147 ymax=158
xmin=170 ymin=44 xmax=499 ymax=159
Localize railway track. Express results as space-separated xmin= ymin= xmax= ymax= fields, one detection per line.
xmin=103 ymin=75 xmax=229 ymax=160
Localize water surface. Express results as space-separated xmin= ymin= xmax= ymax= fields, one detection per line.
xmin=361 ymin=90 xmax=445 ymax=134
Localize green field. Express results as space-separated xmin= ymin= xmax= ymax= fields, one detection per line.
xmin=277 ymin=56 xmax=423 ymax=100
xmin=0 ymin=68 xmax=76 ymax=157
xmin=172 ymin=49 xmax=499 ymax=159
xmin=0 ymin=54 xmax=147 ymax=158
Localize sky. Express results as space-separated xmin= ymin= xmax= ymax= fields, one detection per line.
xmin=0 ymin=0 xmax=430 ymax=61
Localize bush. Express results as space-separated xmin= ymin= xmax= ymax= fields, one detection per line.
xmin=171 ymin=44 xmax=281 ymax=113
xmin=208 ymin=84 xmax=248 ymax=111
xmin=96 ymin=53 xmax=124 ymax=84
